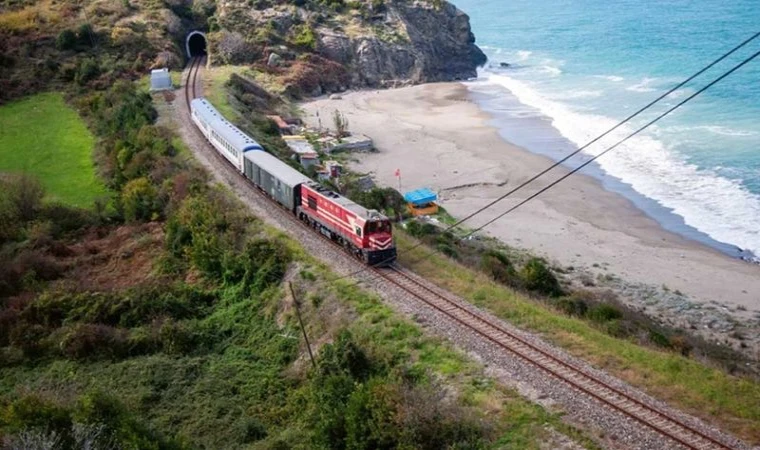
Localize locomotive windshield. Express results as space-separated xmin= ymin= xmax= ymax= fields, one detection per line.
xmin=366 ymin=221 xmax=391 ymax=234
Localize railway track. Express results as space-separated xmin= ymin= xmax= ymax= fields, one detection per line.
xmin=376 ymin=264 xmax=735 ymax=450
xmin=179 ymin=60 xmax=740 ymax=450
xmin=184 ymin=56 xmax=204 ymax=107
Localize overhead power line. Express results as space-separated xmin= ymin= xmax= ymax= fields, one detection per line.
xmin=464 ymin=46 xmax=760 ymax=237
xmin=320 ymin=32 xmax=760 ymax=285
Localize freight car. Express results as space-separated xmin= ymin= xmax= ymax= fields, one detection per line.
xmin=190 ymin=98 xmax=397 ymax=266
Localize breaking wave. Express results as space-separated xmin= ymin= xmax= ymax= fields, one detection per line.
xmin=480 ymin=72 xmax=760 ymax=257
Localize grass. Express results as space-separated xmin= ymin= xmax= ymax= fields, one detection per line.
xmin=243 ymin=223 xmax=598 ymax=448
xmin=0 ymin=92 xmax=108 ymax=208
xmin=0 ymin=1 xmax=60 ymax=33
xmin=394 ymin=231 xmax=760 ymax=444
xmin=203 ymin=65 xmax=248 ymax=120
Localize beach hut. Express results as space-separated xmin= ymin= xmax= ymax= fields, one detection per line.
xmin=150 ymin=68 xmax=172 ymax=91
xmin=404 ymin=188 xmax=439 ymax=216
xmin=284 ymin=136 xmax=320 ymax=169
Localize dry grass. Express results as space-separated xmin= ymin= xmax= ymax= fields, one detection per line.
xmin=0 ymin=1 xmax=60 ymax=33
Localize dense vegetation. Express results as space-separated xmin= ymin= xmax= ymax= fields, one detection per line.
xmin=0 ymin=74 xmax=526 ymax=448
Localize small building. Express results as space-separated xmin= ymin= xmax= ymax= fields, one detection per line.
xmin=319 ymin=134 xmax=374 ymax=153
xmin=283 ymin=136 xmax=319 ymax=169
xmin=150 ymin=68 xmax=172 ymax=91
xmin=404 ymin=188 xmax=439 ymax=216
xmin=324 ymin=160 xmax=342 ymax=178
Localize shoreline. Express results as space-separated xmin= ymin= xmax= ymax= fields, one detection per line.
xmin=300 ymin=82 xmax=760 ymax=324
xmin=466 ymin=81 xmax=759 ymax=264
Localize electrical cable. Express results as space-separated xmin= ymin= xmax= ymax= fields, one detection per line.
xmin=318 ymin=33 xmax=760 ymax=287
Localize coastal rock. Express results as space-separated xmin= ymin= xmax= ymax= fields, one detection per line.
xmin=215 ymin=0 xmax=486 ymax=91
xmin=321 ymin=1 xmax=487 ymax=86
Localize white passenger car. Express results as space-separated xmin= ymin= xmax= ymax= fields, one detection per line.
xmin=190 ymin=98 xmax=263 ymax=171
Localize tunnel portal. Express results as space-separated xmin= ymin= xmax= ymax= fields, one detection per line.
xmin=186 ymin=31 xmax=207 ymax=58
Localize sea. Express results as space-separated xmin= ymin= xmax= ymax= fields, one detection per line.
xmin=455 ymin=0 xmax=760 ymax=263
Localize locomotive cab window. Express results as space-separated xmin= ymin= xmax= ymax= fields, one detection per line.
xmin=307 ymin=195 xmax=318 ymax=210
xmin=355 ymin=226 xmax=362 ymax=237
xmin=367 ymin=221 xmax=390 ymax=233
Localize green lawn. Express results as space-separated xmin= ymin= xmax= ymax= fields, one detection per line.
xmin=0 ymin=92 xmax=107 ymax=207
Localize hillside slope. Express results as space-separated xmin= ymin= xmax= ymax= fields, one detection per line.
xmin=0 ymin=0 xmax=486 ymax=102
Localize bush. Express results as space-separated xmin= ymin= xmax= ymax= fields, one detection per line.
xmin=587 ymin=304 xmax=623 ymax=323
xmin=28 ymin=285 xmax=215 ymax=329
xmin=77 ymin=23 xmax=95 ymax=46
xmin=519 ymin=258 xmax=563 ymax=297
xmin=405 ymin=220 xmax=437 ymax=238
xmin=555 ymin=296 xmax=588 ymax=317
xmin=55 ymin=29 xmax=77 ymax=50
xmin=223 ymin=239 xmax=290 ymax=294
xmin=1 ymin=173 xmax=44 ymax=224
xmin=59 ymin=323 xmax=130 ymax=360
xmin=121 ymin=177 xmax=158 ymax=222
xmin=40 ymin=203 xmax=94 ymax=237
xmin=479 ymin=250 xmax=518 ymax=287
xmin=75 ymin=58 xmax=100 ymax=85
xmin=1 ymin=393 xmax=185 ymax=449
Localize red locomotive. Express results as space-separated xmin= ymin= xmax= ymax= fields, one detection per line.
xmin=299 ymin=182 xmax=396 ymax=266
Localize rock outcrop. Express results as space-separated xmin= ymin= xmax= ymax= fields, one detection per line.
xmin=318 ymin=1 xmax=487 ymax=87
xmin=214 ymin=0 xmax=486 ymax=93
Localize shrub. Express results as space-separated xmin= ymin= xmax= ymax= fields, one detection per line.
xmin=519 ymin=258 xmax=563 ymax=297
xmin=77 ymin=23 xmax=95 ymax=46
xmin=223 ymin=239 xmax=290 ymax=294
xmin=405 ymin=220 xmax=437 ymax=238
xmin=8 ymin=321 xmax=50 ymax=358
xmin=158 ymin=319 xmax=196 ymax=355
xmin=40 ymin=203 xmax=94 ymax=237
xmin=555 ymin=296 xmax=588 ymax=317
xmin=587 ymin=304 xmax=623 ymax=323
xmin=2 ymin=173 xmax=45 ymax=223
xmin=75 ymin=58 xmax=100 ymax=85
xmin=55 ymin=29 xmax=77 ymax=50
xmin=479 ymin=250 xmax=518 ymax=287
xmin=59 ymin=323 xmax=129 ymax=360
xmin=2 ymin=393 xmax=185 ymax=449
xmin=292 ymin=25 xmax=317 ymax=50
xmin=213 ymin=31 xmax=257 ymax=65
xmin=121 ymin=177 xmax=158 ymax=222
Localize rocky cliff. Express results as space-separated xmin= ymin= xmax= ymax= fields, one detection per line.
xmin=213 ymin=0 xmax=486 ymax=94
xmin=315 ymin=1 xmax=486 ymax=87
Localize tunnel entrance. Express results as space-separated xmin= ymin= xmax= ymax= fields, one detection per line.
xmin=185 ymin=31 xmax=207 ymax=58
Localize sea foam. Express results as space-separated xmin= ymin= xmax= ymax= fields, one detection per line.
xmin=481 ymin=72 xmax=760 ymax=257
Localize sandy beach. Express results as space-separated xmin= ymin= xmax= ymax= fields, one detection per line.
xmin=302 ymin=83 xmax=760 ymax=319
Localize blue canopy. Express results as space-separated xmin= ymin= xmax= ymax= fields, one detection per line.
xmin=404 ymin=188 xmax=437 ymax=206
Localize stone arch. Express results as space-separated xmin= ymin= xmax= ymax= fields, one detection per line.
xmin=185 ymin=31 xmax=207 ymax=58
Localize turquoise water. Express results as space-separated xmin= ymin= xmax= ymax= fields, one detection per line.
xmin=455 ymin=0 xmax=760 ymax=261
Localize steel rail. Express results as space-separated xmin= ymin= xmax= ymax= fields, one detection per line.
xmin=180 ymin=58 xmax=735 ymax=450
xmin=376 ymin=265 xmax=734 ymax=450
xmin=183 ymin=56 xmax=200 ymax=108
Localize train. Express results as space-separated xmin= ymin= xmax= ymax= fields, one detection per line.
xmin=191 ymin=97 xmax=397 ymax=266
